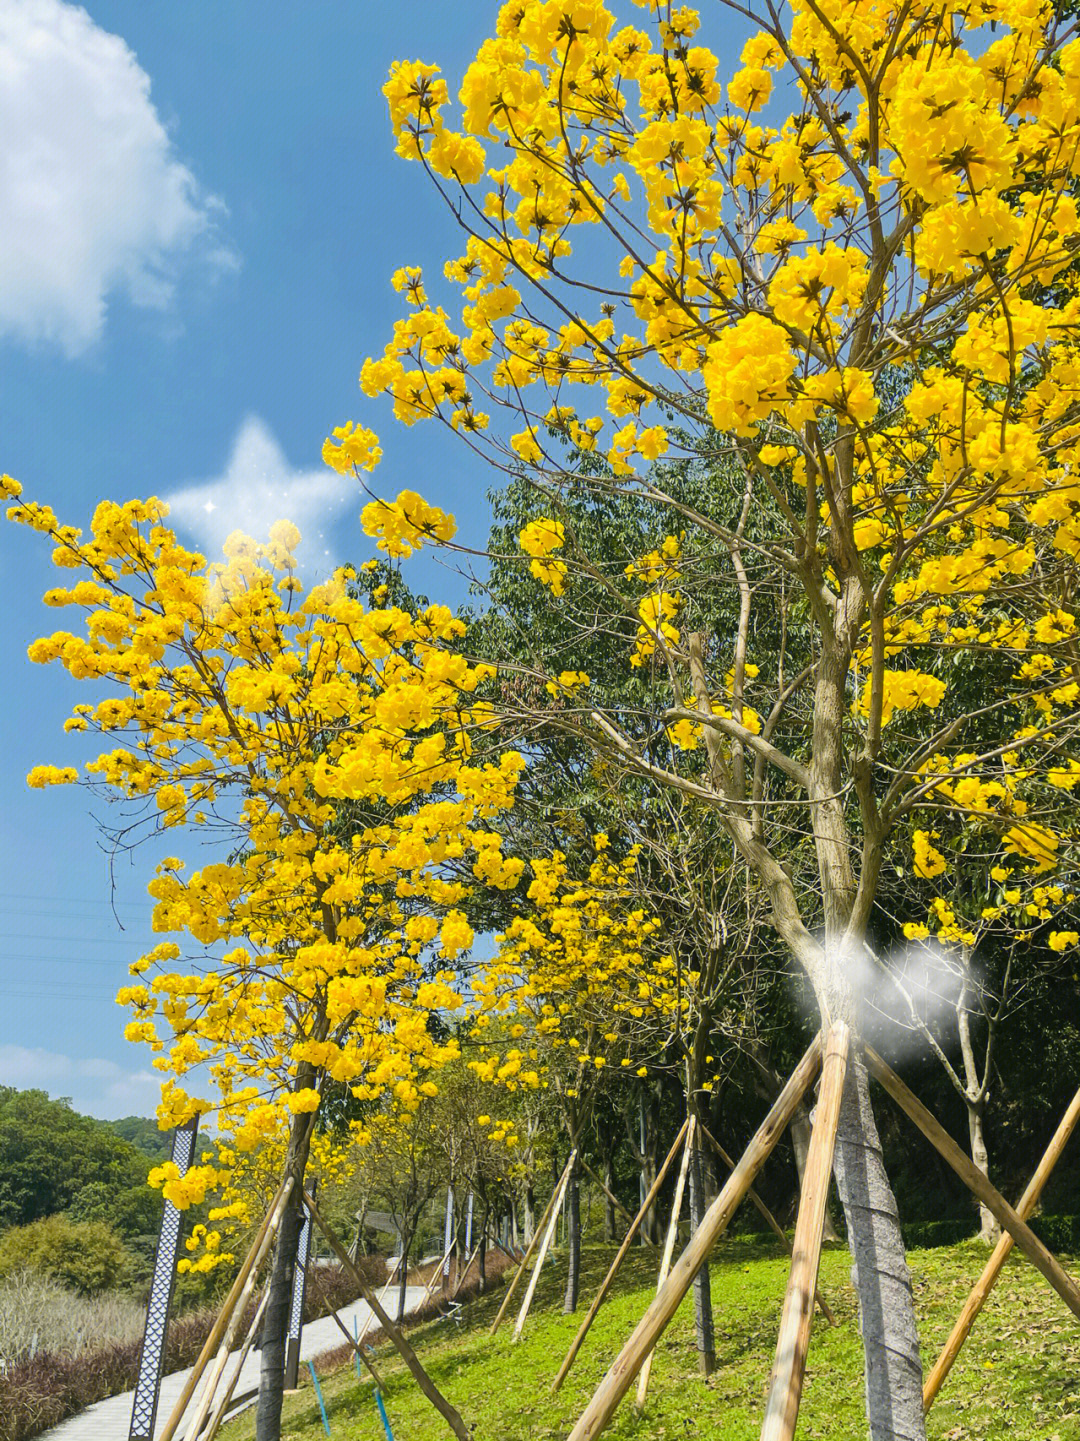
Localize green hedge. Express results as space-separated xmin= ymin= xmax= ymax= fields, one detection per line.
xmin=900 ymin=1213 xmax=1080 ymax=1251
xmin=900 ymin=1217 xmax=978 ymax=1249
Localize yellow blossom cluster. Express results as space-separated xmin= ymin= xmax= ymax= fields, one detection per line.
xmin=7 ymin=485 xmax=526 ymax=1199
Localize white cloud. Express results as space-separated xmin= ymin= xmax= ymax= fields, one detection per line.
xmin=0 ymin=1043 xmax=161 ymax=1120
xmin=0 ymin=0 xmax=233 ymax=356
xmin=165 ymin=415 xmax=356 ymax=569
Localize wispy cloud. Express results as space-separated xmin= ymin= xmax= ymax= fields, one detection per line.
xmin=165 ymin=415 xmax=357 ymax=571
xmin=0 ymin=0 xmax=235 ymax=356
xmin=0 ymin=1043 xmax=161 ymax=1120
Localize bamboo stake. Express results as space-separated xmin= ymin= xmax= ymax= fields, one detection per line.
xmin=158 ymin=1174 xmax=293 ymax=1441
xmin=304 ymin=1189 xmax=471 ymax=1441
xmin=865 ymin=1047 xmax=1080 ymax=1322
xmin=326 ymin=1303 xmax=388 ymax=1390
xmin=634 ymin=1116 xmax=696 ymax=1412
xmin=200 ymin=1288 xmax=269 ymax=1441
xmin=183 ymin=1181 xmax=293 ymax=1441
xmin=760 ymin=1024 xmax=849 ymax=1441
xmin=924 ymin=1079 xmax=1080 ymax=1411
xmin=513 ymin=1148 xmax=577 ymax=1342
xmin=567 ymin=1033 xmax=823 ymax=1441
xmin=578 ymin=1157 xmax=656 ymax=1243
xmin=551 ymin=1117 xmax=690 ymax=1393
xmin=491 ymin=1151 xmax=577 ymax=1334
xmin=699 ymin=1122 xmax=836 ymax=1327
xmin=422 ymin=1239 xmax=456 ymax=1305
xmin=450 ymin=1242 xmax=481 ymax=1300
xmin=357 ymin=1254 xmax=404 ymax=1349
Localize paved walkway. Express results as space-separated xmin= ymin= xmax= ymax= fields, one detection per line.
xmin=40 ymin=1285 xmax=429 ymax=1441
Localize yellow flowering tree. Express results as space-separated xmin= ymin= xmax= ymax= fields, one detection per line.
xmin=332 ymin=0 xmax=1080 ymax=1427
xmin=4 ymin=482 xmax=523 ymax=1438
xmin=472 ymin=841 xmax=683 ymax=1309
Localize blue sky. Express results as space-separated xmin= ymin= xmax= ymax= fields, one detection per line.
xmin=0 ymin=0 xmax=506 ymax=1118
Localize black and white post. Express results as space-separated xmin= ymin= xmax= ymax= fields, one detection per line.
xmin=284 ymin=1180 xmax=317 ymax=1391
xmin=128 ymin=1116 xmax=199 ymax=1441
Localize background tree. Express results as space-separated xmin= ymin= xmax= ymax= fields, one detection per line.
xmin=339 ymin=2 xmax=1080 ymax=1432
xmin=5 ymin=485 xmax=524 ymax=1441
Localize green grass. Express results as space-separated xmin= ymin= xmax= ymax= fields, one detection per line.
xmin=221 ymin=1239 xmax=1080 ymax=1440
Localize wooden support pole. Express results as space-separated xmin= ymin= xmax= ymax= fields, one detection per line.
xmin=184 ymin=1182 xmax=293 ymax=1441
xmin=326 ymin=1303 xmax=388 ymax=1390
xmin=760 ymin=1023 xmax=849 ymax=1441
xmin=450 ymin=1242 xmax=481 ymax=1300
xmin=699 ymin=1123 xmax=836 ymax=1327
xmin=923 ymin=1080 xmax=1080 ymax=1411
xmin=566 ymin=1033 xmax=823 ymax=1441
xmin=491 ymin=1151 xmax=576 ymax=1335
xmin=578 ymin=1157 xmax=656 ymax=1244
xmin=634 ymin=1117 xmax=696 ymax=1412
xmin=422 ymin=1240 xmax=455 ymax=1305
xmin=304 ymin=1189 xmax=471 ymax=1441
xmin=513 ymin=1149 xmax=577 ymax=1342
xmin=551 ymin=1117 xmax=690 ymax=1393
xmin=357 ymin=1255 xmax=404 ymax=1350
xmin=158 ymin=1175 xmax=293 ymax=1441
xmin=865 ymin=1048 xmax=1080 ymax=1323
xmin=200 ymin=1288 xmax=269 ymax=1441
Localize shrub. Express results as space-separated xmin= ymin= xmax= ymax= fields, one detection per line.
xmin=1029 ymin=1212 xmax=1080 ymax=1252
xmin=0 ymin=1216 xmax=131 ymax=1295
xmin=900 ymin=1217 xmax=978 ymax=1249
xmin=0 ymin=1255 xmax=392 ymax=1441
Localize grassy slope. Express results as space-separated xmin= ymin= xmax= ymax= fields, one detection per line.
xmin=221 ymin=1238 xmax=1080 ymax=1441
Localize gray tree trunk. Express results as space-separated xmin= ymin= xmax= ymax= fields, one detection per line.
xmin=397 ymin=1236 xmax=410 ymax=1322
xmin=687 ymin=1136 xmax=715 ymax=1375
xmin=967 ymin=1105 xmax=1000 ymax=1244
xmin=603 ymin=1155 xmax=617 ymax=1242
xmin=563 ymin=1159 xmax=581 ymax=1313
xmin=255 ymin=1110 xmax=313 ymax=1441
xmin=832 ymin=1055 xmax=926 ymax=1441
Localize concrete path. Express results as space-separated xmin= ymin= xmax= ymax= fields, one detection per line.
xmin=39 ymin=1285 xmax=430 ymax=1441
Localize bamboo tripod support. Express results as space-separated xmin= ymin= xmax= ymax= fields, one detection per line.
xmin=491 ymin=1150 xmax=577 ymax=1335
xmin=566 ymin=1033 xmax=823 ymax=1441
xmin=326 ymin=1303 xmax=388 ymax=1390
xmin=304 ymin=1189 xmax=471 ymax=1441
xmin=634 ymin=1116 xmax=696 ymax=1412
xmin=183 ymin=1181 xmax=294 ymax=1441
xmin=760 ymin=1024 xmax=849 ymax=1441
xmin=356 ymin=1254 xmax=404 ymax=1352
xmin=865 ymin=1048 xmax=1080 ymax=1321
xmin=923 ymin=1079 xmax=1080 ymax=1411
xmin=158 ymin=1175 xmax=293 ymax=1441
xmin=578 ymin=1156 xmax=657 ymax=1244
xmin=698 ymin=1122 xmax=836 ymax=1327
xmin=551 ymin=1117 xmax=690 ymax=1393
xmin=513 ymin=1148 xmax=577 ymax=1342
xmin=200 ymin=1287 xmax=269 ymax=1441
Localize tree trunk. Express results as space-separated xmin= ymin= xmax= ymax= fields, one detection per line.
xmin=967 ymin=1104 xmax=1000 ymax=1245
xmin=792 ymin=1102 xmax=841 ymax=1241
xmin=832 ymin=1053 xmax=926 ymax=1441
xmin=397 ymin=1236 xmax=410 ymax=1322
xmin=352 ymin=1198 xmax=368 ymax=1263
xmin=524 ymin=1184 xmax=536 ymax=1245
xmin=255 ymin=1111 xmax=314 ymax=1441
xmin=603 ymin=1155 xmax=617 ymax=1242
xmin=563 ymin=1157 xmax=581 ymax=1313
xmin=478 ymin=1202 xmax=489 ymax=1292
xmin=687 ymin=1134 xmax=715 ymax=1375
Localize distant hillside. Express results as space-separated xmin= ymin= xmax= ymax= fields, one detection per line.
xmin=0 ymin=1087 xmax=163 ymax=1237
xmin=104 ymin=1114 xmax=172 ymax=1159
